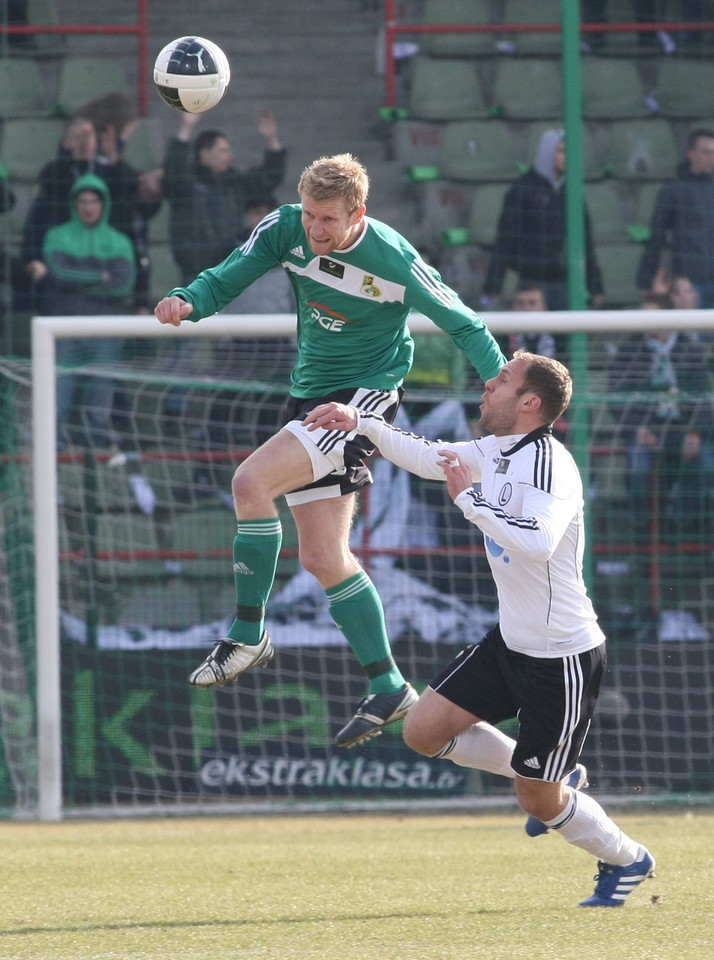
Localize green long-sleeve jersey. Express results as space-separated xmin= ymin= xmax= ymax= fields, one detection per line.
xmin=169 ymin=203 xmax=505 ymax=398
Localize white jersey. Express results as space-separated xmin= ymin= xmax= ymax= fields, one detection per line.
xmin=356 ymin=412 xmax=605 ymax=658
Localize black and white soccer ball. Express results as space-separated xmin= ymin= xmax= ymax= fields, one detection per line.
xmin=153 ymin=36 xmax=230 ymax=113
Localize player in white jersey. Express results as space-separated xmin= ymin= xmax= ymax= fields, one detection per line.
xmin=304 ymin=350 xmax=655 ymax=908
xmin=155 ymin=153 xmax=505 ymax=748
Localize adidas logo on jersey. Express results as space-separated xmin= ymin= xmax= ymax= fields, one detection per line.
xmin=290 ymin=245 xmax=305 ymax=259
xmin=233 ymin=562 xmax=254 ymax=575
xmin=524 ymin=757 xmax=541 ymax=770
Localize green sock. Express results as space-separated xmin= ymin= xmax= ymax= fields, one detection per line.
xmin=327 ymin=571 xmax=406 ymax=694
xmin=226 ymin=518 xmax=282 ymax=645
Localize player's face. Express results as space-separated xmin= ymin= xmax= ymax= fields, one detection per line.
xmin=479 ymin=357 xmax=531 ymax=435
xmin=301 ymin=195 xmax=366 ymax=255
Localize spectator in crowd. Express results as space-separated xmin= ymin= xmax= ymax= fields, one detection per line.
xmin=609 ymin=291 xmax=714 ymax=542
xmin=509 ymin=283 xmax=569 ymax=440
xmin=18 ymin=113 xmax=161 ymax=314
xmin=508 ymin=282 xmax=567 ymax=364
xmin=161 ymin=110 xmax=287 ymax=284
xmin=637 ymin=128 xmax=714 ymax=309
xmin=27 ymin=174 xmax=136 ymax=451
xmin=482 ymin=130 xmax=604 ymax=312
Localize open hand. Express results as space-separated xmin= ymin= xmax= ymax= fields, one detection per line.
xmin=304 ymin=402 xmax=358 ymax=432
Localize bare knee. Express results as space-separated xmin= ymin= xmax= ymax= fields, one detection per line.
xmin=231 ymin=464 xmax=269 ymax=515
xmin=515 ymin=776 xmax=567 ymax=821
xmin=403 ymin=707 xmax=448 ymax=757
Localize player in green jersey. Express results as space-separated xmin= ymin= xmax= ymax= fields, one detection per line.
xmin=155 ymin=153 xmax=505 ymax=747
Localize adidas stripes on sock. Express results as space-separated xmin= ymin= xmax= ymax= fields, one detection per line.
xmin=327 ymin=570 xmax=405 ymax=694
xmin=226 ymin=518 xmax=282 ymax=645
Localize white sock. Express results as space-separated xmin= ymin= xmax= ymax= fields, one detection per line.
xmin=436 ymin=722 xmax=516 ymax=779
xmin=546 ymin=790 xmax=642 ymax=865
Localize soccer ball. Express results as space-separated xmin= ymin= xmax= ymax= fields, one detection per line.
xmin=153 ymin=36 xmax=230 ymax=114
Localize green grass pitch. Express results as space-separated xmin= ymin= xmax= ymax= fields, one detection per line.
xmin=0 ymin=810 xmax=711 ymax=959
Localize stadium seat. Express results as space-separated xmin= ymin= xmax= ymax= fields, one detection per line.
xmin=93 ymin=513 xmax=163 ymax=582
xmin=54 ymin=57 xmax=131 ymax=117
xmin=390 ymin=119 xmax=445 ymax=168
xmin=412 ymin=179 xmax=474 ymax=250
xmin=169 ymin=508 xmax=243 ymax=579
xmin=438 ymin=119 xmax=518 ymax=182
xmin=465 ymin=183 xmax=510 ymax=248
xmin=581 ymin=58 xmax=650 ymax=120
xmin=655 ymin=60 xmax=714 ymax=119
xmin=497 ymin=0 xmax=563 ymax=56
xmin=419 ymin=0 xmax=495 ymax=57
xmin=585 ymin=181 xmax=632 ymax=245
xmin=1 ymin=117 xmax=64 ymax=182
xmin=0 ymin=59 xmax=50 ymax=117
xmin=492 ymin=59 xmax=562 ymax=120
xmin=632 ymin=181 xmax=664 ymax=234
xmin=597 ymin=243 xmax=643 ymax=306
xmin=605 ymin=119 xmax=679 ymax=180
xmin=408 ymin=57 xmax=489 ymax=121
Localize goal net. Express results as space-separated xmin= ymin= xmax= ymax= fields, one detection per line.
xmin=4 ymin=308 xmax=714 ymax=820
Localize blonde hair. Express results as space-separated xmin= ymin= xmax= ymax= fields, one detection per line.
xmin=297 ymin=153 xmax=369 ymax=212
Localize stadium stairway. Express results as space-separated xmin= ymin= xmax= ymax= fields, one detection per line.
xmin=47 ymin=0 xmax=418 ymax=241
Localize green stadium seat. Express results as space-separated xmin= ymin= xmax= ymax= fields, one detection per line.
xmin=585 ymin=181 xmax=632 ymax=245
xmin=492 ymin=59 xmax=562 ymax=120
xmin=170 ymin=508 xmax=237 ymax=578
xmin=655 ymin=60 xmax=714 ymax=119
xmin=465 ymin=182 xmax=510 ymax=248
xmin=54 ymin=57 xmax=131 ymax=117
xmin=408 ymin=56 xmax=489 ymax=121
xmin=581 ymin=58 xmax=650 ymax=120
xmin=498 ymin=0 xmax=563 ymax=56
xmin=0 ymin=59 xmax=50 ymax=117
xmin=606 ymin=119 xmax=678 ymax=180
xmin=632 ymin=181 xmax=664 ymax=234
xmin=597 ymin=243 xmax=643 ymax=306
xmin=1 ymin=117 xmax=64 ymax=182
xmin=438 ymin=119 xmax=518 ymax=182
xmin=419 ymin=0 xmax=495 ymax=57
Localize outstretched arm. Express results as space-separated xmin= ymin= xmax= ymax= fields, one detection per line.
xmin=305 ymin=402 xmax=483 ymax=486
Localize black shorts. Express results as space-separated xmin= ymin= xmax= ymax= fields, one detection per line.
xmin=430 ymin=626 xmax=607 ymax=782
xmin=283 ymin=387 xmax=402 ymax=502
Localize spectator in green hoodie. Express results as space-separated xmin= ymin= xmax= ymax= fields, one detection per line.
xmin=28 ymin=173 xmax=136 ymax=449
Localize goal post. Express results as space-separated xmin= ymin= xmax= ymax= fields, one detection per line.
xmin=22 ymin=309 xmax=714 ymax=820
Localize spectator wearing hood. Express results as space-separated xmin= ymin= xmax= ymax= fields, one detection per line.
xmin=637 ymin=128 xmax=714 ymax=309
xmin=27 ymin=173 xmax=136 ymax=449
xmin=482 ymin=129 xmax=604 ymax=311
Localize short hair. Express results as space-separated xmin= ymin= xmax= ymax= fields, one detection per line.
xmin=195 ymin=130 xmax=226 ymax=158
xmin=297 ymin=154 xmax=369 ymax=212
xmin=688 ymin=127 xmax=714 ymax=150
xmin=513 ymin=349 xmax=573 ymax=424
